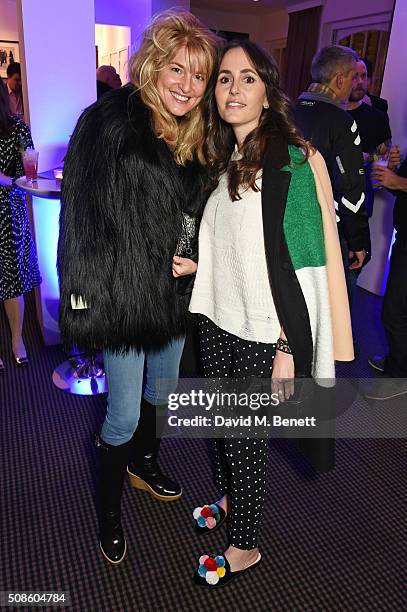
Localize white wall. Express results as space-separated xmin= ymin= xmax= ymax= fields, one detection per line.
xmin=191 ymin=5 xmax=289 ymax=49
xmin=0 ymin=0 xmax=18 ymax=41
xmin=322 ymin=0 xmax=394 ymax=23
xmin=95 ymin=24 xmax=131 ymax=84
xmin=95 ymin=0 xmax=191 ymax=54
xmin=94 ymin=0 xmax=152 ymax=53
xmin=358 ymin=0 xmax=406 ymax=295
xmin=192 ymin=6 xmax=261 ymax=42
xmin=152 ymin=0 xmax=189 ymax=13
xmin=258 ymin=8 xmax=289 ymax=48
xmin=381 ymin=0 xmax=407 ymax=154
xmin=18 ymin=0 xmax=96 ymax=344
xmin=320 ymin=0 xmax=394 ymax=46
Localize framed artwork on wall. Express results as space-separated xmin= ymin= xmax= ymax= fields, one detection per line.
xmin=0 ymin=40 xmax=20 ymax=79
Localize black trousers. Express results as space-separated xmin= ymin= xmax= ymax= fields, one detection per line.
xmin=339 ymin=229 xmax=361 ymax=310
xmin=382 ymin=235 xmax=407 ymax=377
xmin=198 ymin=315 xmax=276 ymax=550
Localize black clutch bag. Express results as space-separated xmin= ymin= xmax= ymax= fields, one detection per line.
xmin=174 ymin=213 xmax=198 ymax=296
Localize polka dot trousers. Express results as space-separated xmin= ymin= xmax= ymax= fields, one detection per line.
xmin=198 ymin=315 xmax=276 ymax=550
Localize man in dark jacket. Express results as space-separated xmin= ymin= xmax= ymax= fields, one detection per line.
xmin=359 ymin=57 xmax=389 ymax=117
xmin=366 ymin=159 xmax=407 ymax=400
xmin=295 ymin=45 xmax=371 ymax=308
xmin=347 ymin=58 xmax=391 ymax=157
xmin=347 ymin=58 xmax=400 ymax=216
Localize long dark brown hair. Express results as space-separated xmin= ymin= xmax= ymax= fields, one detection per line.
xmin=204 ymin=40 xmax=309 ymax=200
xmin=0 ymin=79 xmax=13 ymax=138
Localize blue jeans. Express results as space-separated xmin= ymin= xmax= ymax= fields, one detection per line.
xmin=101 ymin=338 xmax=185 ymax=445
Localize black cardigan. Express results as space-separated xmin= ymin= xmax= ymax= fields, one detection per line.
xmin=259 ymin=135 xmax=313 ymax=377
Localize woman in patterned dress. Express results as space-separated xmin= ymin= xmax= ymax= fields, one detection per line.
xmin=0 ymin=80 xmax=41 ymax=369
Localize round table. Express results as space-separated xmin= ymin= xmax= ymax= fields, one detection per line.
xmin=15 ymin=176 xmax=62 ymax=199
xmin=17 ymin=173 xmax=107 ymax=395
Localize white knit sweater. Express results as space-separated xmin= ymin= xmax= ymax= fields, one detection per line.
xmin=189 ymin=171 xmax=281 ymax=343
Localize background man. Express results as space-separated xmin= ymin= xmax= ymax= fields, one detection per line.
xmin=295 ymin=45 xmax=370 ymax=311
xmin=96 ymin=65 xmax=122 ymax=99
xmin=365 ymin=158 xmax=407 ymax=400
xmin=347 ymin=58 xmax=392 ymax=159
xmin=359 ymin=57 xmax=389 ymax=117
xmin=347 ymin=58 xmax=400 ymax=215
xmin=6 ymin=62 xmax=24 ymax=120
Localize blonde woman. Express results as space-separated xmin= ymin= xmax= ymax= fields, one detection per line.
xmin=58 ymin=10 xmax=217 ymax=564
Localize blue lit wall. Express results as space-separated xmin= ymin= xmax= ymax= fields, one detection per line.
xmin=358 ymin=0 xmax=407 ymax=296
xmin=19 ymin=0 xmax=97 ymax=344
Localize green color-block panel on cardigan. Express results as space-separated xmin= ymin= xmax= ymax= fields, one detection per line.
xmin=282 ymin=146 xmax=326 ymax=271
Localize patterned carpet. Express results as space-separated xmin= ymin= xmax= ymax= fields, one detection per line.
xmin=0 ymin=290 xmax=405 ymax=611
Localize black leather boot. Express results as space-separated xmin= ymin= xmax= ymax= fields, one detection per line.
xmin=96 ymin=435 xmax=132 ymax=564
xmin=127 ymin=398 xmax=182 ymax=501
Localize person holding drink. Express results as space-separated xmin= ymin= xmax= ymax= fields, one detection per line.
xmin=366 ymin=155 xmax=407 ymax=399
xmin=0 ymin=80 xmax=41 ymax=370
xmin=347 ymin=59 xmax=400 ymax=210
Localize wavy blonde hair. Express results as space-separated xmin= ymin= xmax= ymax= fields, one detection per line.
xmin=129 ymin=10 xmax=218 ymax=165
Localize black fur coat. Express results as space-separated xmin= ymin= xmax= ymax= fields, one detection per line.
xmin=57 ymin=86 xmax=209 ymax=352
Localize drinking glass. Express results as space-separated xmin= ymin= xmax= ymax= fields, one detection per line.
xmin=22 ymin=149 xmax=39 ymax=184
xmin=371 ymin=156 xmax=388 ymax=190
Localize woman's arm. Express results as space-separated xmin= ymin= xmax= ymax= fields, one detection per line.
xmin=272 ymin=328 xmax=295 ymax=401
xmin=0 ymin=171 xmax=13 ymax=187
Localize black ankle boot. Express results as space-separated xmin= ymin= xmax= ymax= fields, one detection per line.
xmin=96 ymin=435 xmax=132 ymax=564
xmin=127 ymin=398 xmax=182 ymax=501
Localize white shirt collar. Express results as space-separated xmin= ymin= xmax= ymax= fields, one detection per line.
xmin=231 ymin=144 xmax=242 ymax=161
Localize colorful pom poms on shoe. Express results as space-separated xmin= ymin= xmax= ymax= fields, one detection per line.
xmin=197 ymin=554 xmax=227 ymax=585
xmin=205 ymin=571 xmax=219 ymax=585
xmin=204 ymin=557 xmax=218 ymax=571
xmin=193 ymin=506 xmax=202 ymax=520
xmin=198 ymin=565 xmax=207 ymax=578
xmin=194 ymin=503 xmax=221 ymax=529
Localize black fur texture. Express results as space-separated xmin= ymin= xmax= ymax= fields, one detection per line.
xmin=57 ymin=86 xmax=209 ymax=353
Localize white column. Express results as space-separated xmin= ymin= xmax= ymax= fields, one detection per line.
xmin=358 ymin=0 xmax=407 ymax=295
xmin=17 ymin=0 xmax=96 ymax=343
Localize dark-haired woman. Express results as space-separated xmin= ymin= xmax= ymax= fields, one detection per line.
xmin=189 ymin=41 xmax=354 ymax=587
xmin=0 ymin=79 xmax=41 ymax=370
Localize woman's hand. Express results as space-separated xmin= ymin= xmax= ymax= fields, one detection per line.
xmin=272 ymin=349 xmax=295 ymax=402
xmin=0 ymin=172 xmax=12 ymax=188
xmin=172 ymin=256 xmax=198 ymax=277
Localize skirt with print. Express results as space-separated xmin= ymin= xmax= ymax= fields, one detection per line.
xmin=0 ymin=187 xmax=42 ymax=300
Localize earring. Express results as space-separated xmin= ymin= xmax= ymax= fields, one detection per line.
xmin=263 ymin=102 xmax=269 ymax=109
